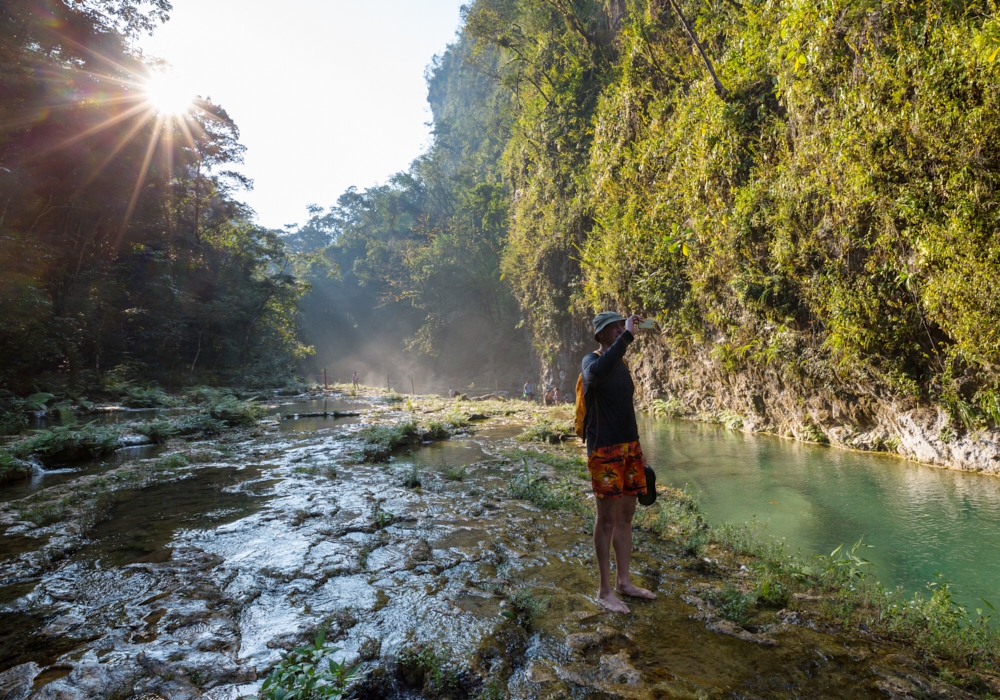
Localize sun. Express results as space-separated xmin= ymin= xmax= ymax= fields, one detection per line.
xmin=142 ymin=71 xmax=194 ymax=115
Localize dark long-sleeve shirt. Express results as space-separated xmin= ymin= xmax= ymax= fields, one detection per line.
xmin=581 ymin=330 xmax=638 ymax=454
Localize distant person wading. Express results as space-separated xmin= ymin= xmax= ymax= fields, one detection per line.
xmin=582 ymin=311 xmax=656 ymax=613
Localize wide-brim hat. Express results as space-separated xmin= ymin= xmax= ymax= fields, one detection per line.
xmin=592 ymin=311 xmax=625 ymax=340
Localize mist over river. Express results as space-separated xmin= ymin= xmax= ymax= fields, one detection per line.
xmin=639 ymin=415 xmax=1000 ymax=613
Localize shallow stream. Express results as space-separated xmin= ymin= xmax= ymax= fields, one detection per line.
xmin=0 ymin=396 xmax=996 ymax=699
xmin=639 ymin=416 xmax=1000 ymax=611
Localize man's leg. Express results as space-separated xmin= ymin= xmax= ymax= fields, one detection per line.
xmin=595 ymin=497 xmax=630 ymax=613
xmin=612 ymin=496 xmax=656 ymax=600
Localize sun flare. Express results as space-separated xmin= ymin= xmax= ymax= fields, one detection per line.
xmin=143 ymin=72 xmax=194 ymax=115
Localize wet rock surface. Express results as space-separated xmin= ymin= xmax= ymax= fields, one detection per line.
xmin=0 ymin=393 xmax=994 ymax=699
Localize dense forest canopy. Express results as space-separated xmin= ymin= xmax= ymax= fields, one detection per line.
xmin=291 ymin=0 xmax=1000 ymax=429
xmin=0 ymin=0 xmax=308 ymax=397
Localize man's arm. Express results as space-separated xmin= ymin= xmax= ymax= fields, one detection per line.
xmin=582 ymin=330 xmax=634 ymax=384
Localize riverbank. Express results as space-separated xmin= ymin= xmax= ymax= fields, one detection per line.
xmin=0 ymin=387 xmax=996 ymax=699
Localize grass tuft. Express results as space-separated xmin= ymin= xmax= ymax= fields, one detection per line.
xmin=505 ymin=587 xmax=550 ymax=629
xmin=355 ymin=420 xmax=419 ymax=462
xmin=636 ymin=488 xmax=1000 ymax=668
xmin=206 ymin=397 xmax=263 ymax=427
xmin=401 ymin=463 xmax=421 ymax=488
xmin=443 ymin=463 xmax=466 ymax=481
xmin=516 ymin=418 xmax=573 ymax=443
xmin=502 ymin=447 xmax=587 ymax=478
xmin=506 ymin=464 xmax=585 ymax=512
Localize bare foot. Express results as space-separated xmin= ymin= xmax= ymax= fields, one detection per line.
xmin=616 ymin=582 xmax=656 ymax=600
xmin=597 ymin=590 xmax=630 ymax=614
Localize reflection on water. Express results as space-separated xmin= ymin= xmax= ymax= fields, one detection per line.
xmin=273 ymin=397 xmax=367 ymax=434
xmin=74 ymin=466 xmax=268 ymax=568
xmin=278 ymin=416 xmax=361 ymax=433
xmin=266 ymin=397 xmax=366 ymax=417
xmin=398 ymin=439 xmax=489 ymax=468
xmin=639 ymin=416 xmax=1000 ymax=609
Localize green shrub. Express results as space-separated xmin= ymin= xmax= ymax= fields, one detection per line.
xmin=443 ymin=409 xmax=469 ymax=428
xmin=176 ymin=412 xmax=225 ymax=436
xmin=383 ymin=391 xmax=405 ymax=404
xmin=355 ymin=420 xmax=418 ymax=462
xmin=132 ymin=420 xmax=178 ymax=443
xmin=516 ymin=418 xmax=573 ymax=443
xmin=638 ymin=488 xmax=1000 ymax=670
xmin=153 ymin=454 xmax=189 ymax=471
xmin=443 ymin=464 xmax=465 ymax=481
xmin=0 ymin=449 xmax=32 ymax=485
xmin=0 ymin=407 xmax=29 ymax=436
xmin=207 ymin=397 xmax=263 ymax=427
xmin=373 ymin=504 xmax=395 ymax=530
xmin=0 ymin=393 xmax=56 ymax=436
xmin=648 ymin=398 xmax=684 ymax=419
xmin=396 ymin=644 xmax=464 ymax=696
xmin=12 ymin=424 xmax=120 ymax=465
xmin=800 ymin=421 xmax=829 ymax=444
xmin=422 ymin=420 xmax=452 ymax=441
xmin=185 ymin=386 xmax=233 ymax=405
xmin=718 ymin=411 xmax=744 ymax=431
xmin=122 ymin=386 xmax=172 ymax=409
xmin=19 ymin=501 xmax=67 ymax=527
xmin=976 ymin=389 xmax=1000 ymax=428
xmin=259 ymin=630 xmax=355 ymax=700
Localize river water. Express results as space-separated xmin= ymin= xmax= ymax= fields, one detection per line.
xmin=2 ymin=397 xmax=998 ymax=697
xmin=638 ymin=416 xmax=1000 ymax=612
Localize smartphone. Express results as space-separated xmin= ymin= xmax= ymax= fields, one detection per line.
xmin=637 ymin=319 xmax=655 ymax=330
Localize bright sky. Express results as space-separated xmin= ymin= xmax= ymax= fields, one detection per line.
xmin=138 ymin=0 xmax=466 ymax=229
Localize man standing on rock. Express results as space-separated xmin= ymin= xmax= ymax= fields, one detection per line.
xmin=583 ymin=311 xmax=657 ymax=613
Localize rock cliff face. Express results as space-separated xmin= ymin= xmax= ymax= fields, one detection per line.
xmin=529 ymin=314 xmax=593 ymax=397
xmin=630 ymin=335 xmax=1000 ymax=476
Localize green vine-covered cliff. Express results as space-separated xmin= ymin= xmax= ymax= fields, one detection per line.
xmin=298 ymin=0 xmax=1000 ymax=468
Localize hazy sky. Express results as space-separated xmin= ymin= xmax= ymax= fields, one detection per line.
xmin=138 ymin=0 xmax=466 ymax=229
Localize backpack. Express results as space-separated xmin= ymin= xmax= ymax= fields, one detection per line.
xmin=574 ymin=351 xmax=627 ymax=439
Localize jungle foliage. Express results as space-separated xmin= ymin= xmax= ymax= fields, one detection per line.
xmin=0 ymin=0 xmax=309 ymax=398
xmin=385 ymin=0 xmax=1000 ymax=414
xmin=8 ymin=0 xmax=1000 ymax=418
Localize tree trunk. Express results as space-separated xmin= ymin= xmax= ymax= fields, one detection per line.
xmin=667 ymin=0 xmax=727 ymax=99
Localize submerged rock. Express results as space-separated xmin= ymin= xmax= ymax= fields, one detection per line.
xmin=0 ymin=662 xmax=38 ymax=700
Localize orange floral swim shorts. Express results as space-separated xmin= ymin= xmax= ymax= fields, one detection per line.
xmin=588 ymin=440 xmax=648 ymax=499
